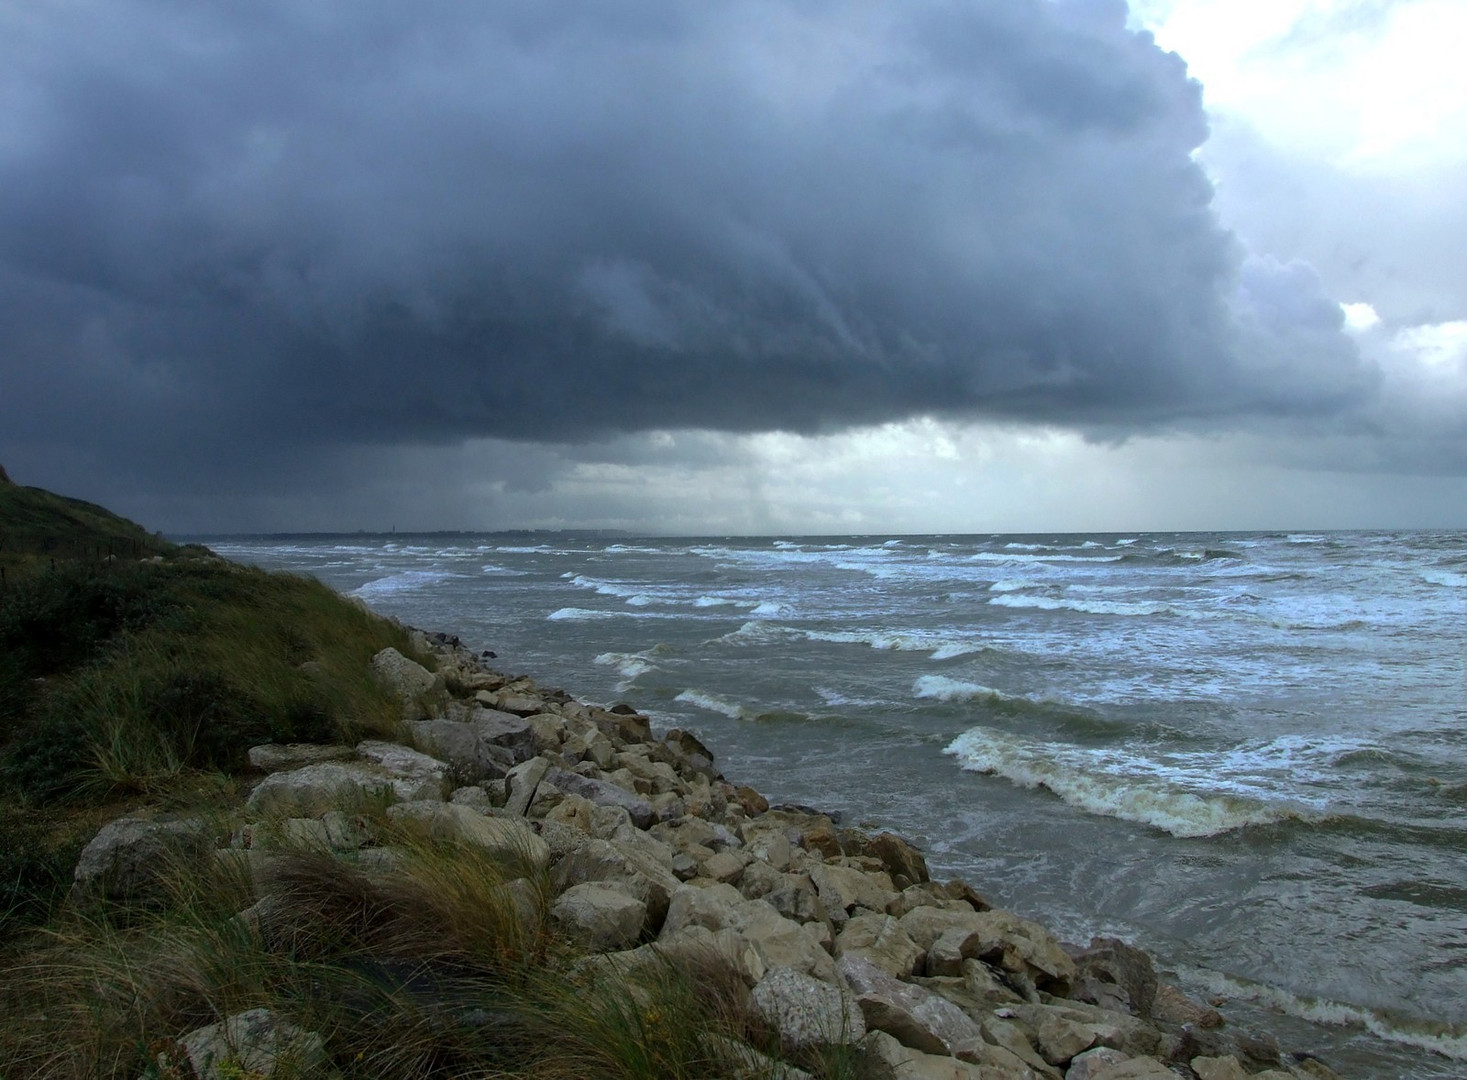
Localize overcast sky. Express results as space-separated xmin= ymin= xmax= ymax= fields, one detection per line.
xmin=2 ymin=0 xmax=1463 ymax=534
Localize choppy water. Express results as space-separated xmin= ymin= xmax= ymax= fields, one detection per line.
xmin=208 ymin=530 xmax=1467 ymax=1077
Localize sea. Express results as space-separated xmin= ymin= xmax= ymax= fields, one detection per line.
xmin=206 ymin=530 xmax=1467 ymax=1078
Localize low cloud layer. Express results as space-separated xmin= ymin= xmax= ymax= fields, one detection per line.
xmin=0 ymin=0 xmax=1381 ymax=500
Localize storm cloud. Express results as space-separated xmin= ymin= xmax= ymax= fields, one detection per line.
xmin=0 ymin=0 xmax=1375 ymax=491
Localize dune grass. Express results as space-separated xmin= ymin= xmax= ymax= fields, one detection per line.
xmin=0 ymin=556 xmax=418 ymax=938
xmin=0 ymin=812 xmax=874 ymax=1080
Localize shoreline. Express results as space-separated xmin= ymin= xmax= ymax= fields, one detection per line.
xmin=347 ymin=623 xmax=1351 ymax=1079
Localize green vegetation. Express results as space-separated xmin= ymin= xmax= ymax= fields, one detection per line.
xmin=0 ymin=474 xmax=416 ymax=937
xmin=0 ymin=477 xmax=879 ymax=1079
xmin=0 ymin=469 xmax=177 ymax=578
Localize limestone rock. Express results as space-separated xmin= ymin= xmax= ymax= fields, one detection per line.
xmin=551 ymin=882 xmax=648 ymax=951
xmin=702 ymin=849 xmax=750 ymax=884
xmin=1087 ymin=1060 xmax=1175 ymax=1079
xmin=540 ymin=766 xmax=654 ymax=828
xmin=355 ymin=740 xmax=451 ymax=799
xmin=504 ymin=756 xmax=551 ymax=816
xmin=385 ymin=801 xmax=550 ymax=868
xmin=1151 ymin=983 xmax=1223 ymax=1029
xmin=750 ymin=966 xmax=866 ymax=1053
xmin=179 ymin=1008 xmax=326 ymax=1079
xmin=837 ymin=953 xmax=986 ymax=1056
xmin=856 ymin=1029 xmax=997 ymax=1080
xmin=552 ymin=838 xmax=682 ymax=930
xmin=1064 ymin=1048 xmax=1131 ymax=1080
xmin=867 ymin=832 xmax=931 ymax=888
xmin=810 ymin=862 xmax=898 ymax=917
xmin=370 ymin=646 xmax=446 ymax=719
xmin=1072 ymin=938 xmax=1158 ymax=1019
xmin=246 ymin=743 xmax=354 ymax=772
xmin=411 ymin=710 xmax=529 ymax=776
xmin=1010 ymin=1003 xmax=1163 ymax=1060
xmin=835 ymin=913 xmax=924 ymax=978
xmin=72 ymin=815 xmax=212 ymax=904
xmin=247 ymin=761 xmax=401 ymax=817
xmin=733 ymin=900 xmax=840 ymax=982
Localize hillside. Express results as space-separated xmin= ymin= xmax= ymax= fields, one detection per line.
xmin=0 ymin=466 xmax=176 ymax=574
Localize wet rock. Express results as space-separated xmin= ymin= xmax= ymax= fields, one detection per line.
xmin=1072 ymin=937 xmax=1158 ymax=1019
xmin=867 ymin=832 xmax=931 ymax=889
xmin=1150 ymin=983 xmax=1223 ymax=1029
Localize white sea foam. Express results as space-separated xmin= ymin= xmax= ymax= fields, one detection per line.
xmin=674 ymin=688 xmax=748 ymax=719
xmin=547 ymin=607 xmax=623 ymax=621
xmin=989 ymin=578 xmax=1041 ymax=593
xmin=352 ymin=570 xmax=454 ymax=598
xmin=1422 ymin=569 xmax=1467 ymax=589
xmin=694 ymin=595 xmax=747 ymax=608
xmin=1181 ymin=968 xmax=1467 ymax=1061
xmin=942 ymin=728 xmax=1327 ymax=837
xmin=914 ymin=675 xmax=1012 ymax=702
xmin=988 ymin=593 xmax=1173 ymax=617
xmin=751 ymin=600 xmax=793 ymax=616
xmin=802 ymin=627 xmax=981 ymax=659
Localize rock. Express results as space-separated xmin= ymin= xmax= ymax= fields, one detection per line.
xmin=834 ymin=913 xmax=924 ymax=978
xmin=247 ymin=761 xmax=410 ymax=817
xmin=1029 ymin=1011 xmax=1098 ymax=1066
xmin=551 ymin=882 xmax=648 ymax=950
xmin=1190 ymin=1057 xmax=1251 ymax=1080
xmin=246 ymin=743 xmax=355 ymax=772
xmin=1065 ymin=1047 xmax=1131 ymax=1080
xmin=563 ymin=726 xmax=616 ymax=769
xmin=901 ymin=908 xmax=1075 ymax=992
xmin=320 ymin=810 xmax=368 ymax=850
xmin=494 ymin=691 xmax=546 ymax=716
xmin=552 ymin=838 xmax=683 ymax=930
xmin=1087 ymin=1061 xmax=1176 ymax=1079
xmin=357 ymin=739 xmax=451 ymax=788
xmin=750 ymin=966 xmax=866 ymax=1053
xmin=412 ymin=710 xmax=529 ymax=774
xmin=661 ymin=882 xmax=747 ymax=937
xmin=926 ymin=927 xmax=984 ymax=977
xmin=744 ymin=827 xmax=793 ymax=871
xmin=810 ymin=862 xmax=898 ymax=917
xmin=1010 ymin=1003 xmax=1163 ymax=1060
xmin=526 ymin=713 xmax=566 ymax=753
xmin=540 ymin=766 xmax=654 ymax=828
xmin=856 ymin=1029 xmax=995 ymax=1080
xmin=385 ymin=801 xmax=550 ymax=869
xmin=588 ymin=705 xmax=653 ymax=746
xmin=179 ymin=1007 xmax=326 ymax=1079
xmin=450 ymin=785 xmax=497 ymax=811
xmin=503 ymin=757 xmax=551 ymax=816
xmin=1072 ymin=938 xmax=1158 ymax=1019
xmin=733 ymin=900 xmax=840 ymax=983
xmin=762 ymin=874 xmax=830 ymax=926
xmin=1151 ymin=984 xmax=1223 ymax=1029
xmin=980 ymin=1016 xmax=1064 ymax=1079
xmin=867 ymin=832 xmax=931 ymax=888
xmin=837 ymin=953 xmax=986 ymax=1056
xmin=702 ymin=849 xmax=750 ymax=884
xmin=370 ymin=646 xmax=446 ymax=719
xmin=71 ymin=815 xmax=212 ymax=904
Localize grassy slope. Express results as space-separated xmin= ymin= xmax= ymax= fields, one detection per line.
xmin=0 ymin=473 xmax=176 ymax=575
xmin=0 ymin=480 xmax=416 ymax=936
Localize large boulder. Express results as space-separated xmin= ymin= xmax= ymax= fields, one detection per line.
xmin=384 ymin=801 xmax=550 ymax=868
xmin=900 ymin=907 xmax=1075 ymax=992
xmin=247 ymin=761 xmax=423 ymax=817
xmin=867 ymin=832 xmax=931 ymax=889
xmin=551 ymin=882 xmax=648 ymax=951
xmin=750 ymin=966 xmax=866 ymax=1054
xmin=551 ymin=838 xmax=683 ymax=930
xmin=246 ymin=743 xmax=355 ymax=772
xmin=540 ymin=766 xmax=654 ymax=828
xmin=837 ymin=954 xmax=986 ymax=1056
xmin=370 ymin=647 xmax=446 ymax=719
xmin=809 ymin=862 xmax=898 ymax=918
xmin=178 ymin=1008 xmax=326 ymax=1079
xmin=409 ymin=713 xmax=524 ymax=779
xmin=71 ymin=815 xmax=212 ymax=904
xmin=834 ymin=913 xmax=924 ymax=978
xmin=1071 ymin=937 xmax=1158 ymax=1019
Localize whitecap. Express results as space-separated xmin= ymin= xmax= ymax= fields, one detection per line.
xmin=988 ymin=594 xmax=1173 ymax=617
xmin=351 ymin=570 xmax=454 ymax=598
xmin=674 ymin=688 xmax=748 ymax=720
xmin=914 ymin=675 xmax=1012 ymax=703
xmin=942 ymin=728 xmax=1327 ymax=838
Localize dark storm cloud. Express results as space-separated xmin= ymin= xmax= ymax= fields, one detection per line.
xmin=0 ymin=0 xmax=1371 ymax=481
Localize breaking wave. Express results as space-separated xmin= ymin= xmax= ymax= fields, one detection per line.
xmin=943 ymin=728 xmax=1333 ymax=838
